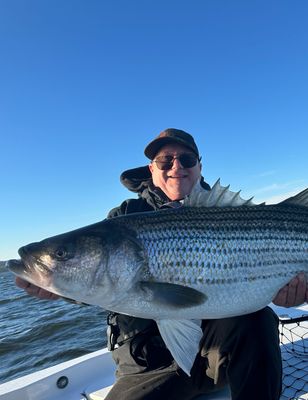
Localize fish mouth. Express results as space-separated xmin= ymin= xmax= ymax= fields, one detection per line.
xmin=6 ymin=259 xmax=26 ymax=275
xmin=7 ymin=258 xmax=41 ymax=285
xmin=8 ymin=247 xmax=53 ymax=288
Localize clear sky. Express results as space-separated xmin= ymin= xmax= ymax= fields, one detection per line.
xmin=1 ymin=0 xmax=307 ymax=261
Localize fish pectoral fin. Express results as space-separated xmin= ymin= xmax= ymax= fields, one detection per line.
xmin=156 ymin=319 xmax=203 ymax=376
xmin=139 ymin=282 xmax=207 ymax=308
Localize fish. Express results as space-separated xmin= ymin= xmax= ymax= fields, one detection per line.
xmin=7 ymin=180 xmax=308 ymax=375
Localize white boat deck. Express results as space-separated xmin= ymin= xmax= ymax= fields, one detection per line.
xmin=0 ymin=304 xmax=307 ymax=400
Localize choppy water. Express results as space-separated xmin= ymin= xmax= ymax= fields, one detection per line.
xmin=0 ymin=270 xmax=108 ymax=384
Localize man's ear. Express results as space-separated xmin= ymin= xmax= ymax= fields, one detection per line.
xmin=148 ymin=163 xmax=154 ymax=173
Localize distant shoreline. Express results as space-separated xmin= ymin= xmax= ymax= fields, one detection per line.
xmin=0 ymin=261 xmax=7 ymax=272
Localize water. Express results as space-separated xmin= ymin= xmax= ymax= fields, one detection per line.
xmin=0 ymin=270 xmax=108 ymax=384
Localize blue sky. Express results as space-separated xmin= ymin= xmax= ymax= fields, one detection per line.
xmin=1 ymin=0 xmax=307 ymax=260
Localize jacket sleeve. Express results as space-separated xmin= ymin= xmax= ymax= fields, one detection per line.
xmin=107 ymin=202 xmax=127 ymax=219
xmin=107 ymin=197 xmax=151 ymax=219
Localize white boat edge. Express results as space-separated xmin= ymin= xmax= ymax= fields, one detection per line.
xmin=0 ymin=304 xmax=307 ymax=400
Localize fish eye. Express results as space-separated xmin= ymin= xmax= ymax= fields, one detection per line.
xmin=55 ymin=248 xmax=67 ymax=260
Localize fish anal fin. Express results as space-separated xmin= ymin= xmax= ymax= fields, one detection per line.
xmin=156 ymin=319 xmax=203 ymax=376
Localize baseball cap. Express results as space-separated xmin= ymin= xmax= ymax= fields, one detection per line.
xmin=144 ymin=128 xmax=200 ymax=160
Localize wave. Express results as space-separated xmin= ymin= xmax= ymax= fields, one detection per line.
xmin=0 ymin=272 xmax=108 ymax=384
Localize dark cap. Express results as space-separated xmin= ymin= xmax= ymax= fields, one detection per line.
xmin=144 ymin=128 xmax=199 ymax=160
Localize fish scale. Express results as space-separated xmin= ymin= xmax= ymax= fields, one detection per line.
xmin=7 ymin=181 xmax=308 ymax=375
xmin=104 ymin=203 xmax=308 ymax=320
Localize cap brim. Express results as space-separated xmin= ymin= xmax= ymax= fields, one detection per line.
xmin=144 ymin=137 xmax=198 ymax=159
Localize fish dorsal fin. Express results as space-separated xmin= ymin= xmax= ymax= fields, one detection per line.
xmin=184 ymin=179 xmax=257 ymax=208
xmin=279 ymin=187 xmax=308 ymax=207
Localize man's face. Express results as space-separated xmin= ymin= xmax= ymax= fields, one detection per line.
xmin=148 ymin=143 xmax=202 ymax=201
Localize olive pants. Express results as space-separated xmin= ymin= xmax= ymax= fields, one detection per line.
xmin=105 ymin=307 xmax=282 ymax=400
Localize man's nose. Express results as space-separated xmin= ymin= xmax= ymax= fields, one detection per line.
xmin=171 ymin=158 xmax=183 ymax=169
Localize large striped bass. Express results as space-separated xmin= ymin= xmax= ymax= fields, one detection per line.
xmin=8 ymin=180 xmax=308 ymax=375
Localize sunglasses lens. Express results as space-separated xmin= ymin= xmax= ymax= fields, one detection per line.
xmin=154 ymin=154 xmax=198 ymax=170
xmin=179 ymin=154 xmax=198 ymax=168
xmin=155 ymin=156 xmax=174 ymax=170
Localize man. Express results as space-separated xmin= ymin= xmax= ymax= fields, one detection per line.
xmin=16 ymin=129 xmax=308 ymax=399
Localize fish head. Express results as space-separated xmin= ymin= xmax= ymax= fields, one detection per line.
xmin=9 ymin=220 xmax=146 ymax=306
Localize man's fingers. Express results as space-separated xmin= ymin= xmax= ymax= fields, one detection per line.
xmin=15 ymin=276 xmax=31 ymax=289
xmin=273 ymin=286 xmax=288 ymax=307
xmin=15 ymin=277 xmax=60 ymax=300
xmin=273 ymin=273 xmax=307 ymax=307
xmin=293 ymin=273 xmax=307 ymax=305
xmin=286 ymin=275 xmax=300 ymax=306
xmin=35 ymin=288 xmax=60 ymax=300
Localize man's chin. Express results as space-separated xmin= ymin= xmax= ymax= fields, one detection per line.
xmin=166 ymin=187 xmax=191 ymax=201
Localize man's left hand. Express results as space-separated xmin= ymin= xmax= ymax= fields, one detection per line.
xmin=273 ymin=273 xmax=308 ymax=307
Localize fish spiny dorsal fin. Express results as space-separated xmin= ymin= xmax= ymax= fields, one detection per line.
xmin=279 ymin=187 xmax=308 ymax=207
xmin=184 ymin=179 xmax=257 ymax=208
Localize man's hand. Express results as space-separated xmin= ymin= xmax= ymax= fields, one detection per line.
xmin=273 ymin=273 xmax=308 ymax=307
xmin=15 ymin=277 xmax=60 ymax=300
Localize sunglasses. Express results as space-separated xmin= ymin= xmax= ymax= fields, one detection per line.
xmin=153 ymin=153 xmax=201 ymax=170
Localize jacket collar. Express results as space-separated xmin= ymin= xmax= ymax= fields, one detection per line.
xmin=120 ymin=166 xmax=169 ymax=208
xmin=120 ymin=165 xmax=211 ymax=208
